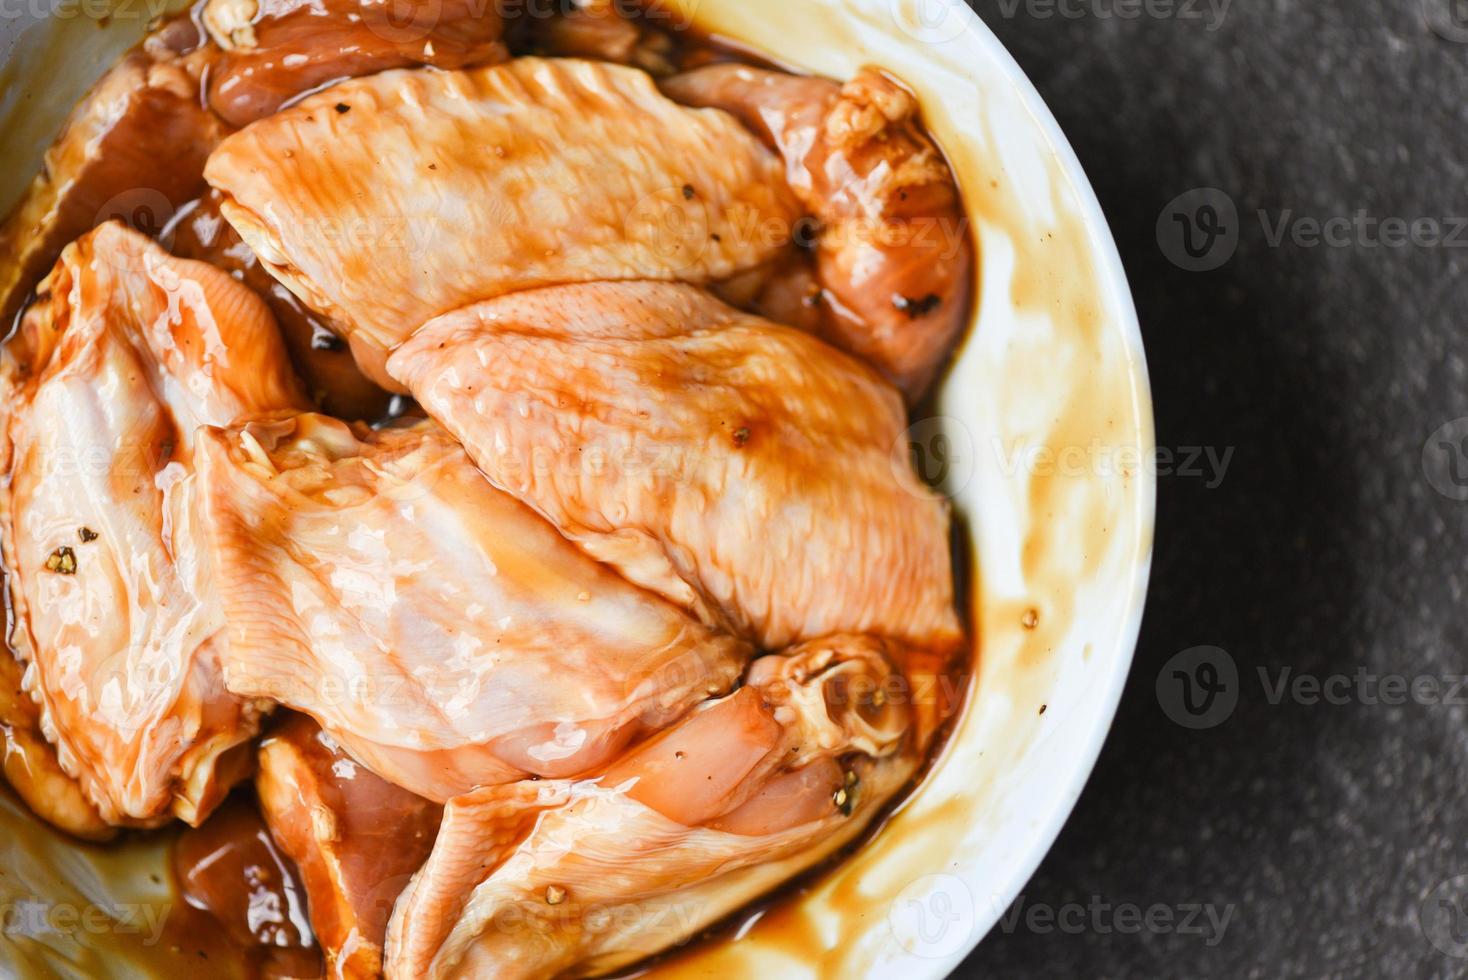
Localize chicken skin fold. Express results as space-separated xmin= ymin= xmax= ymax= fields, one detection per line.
xmin=0 ymin=222 xmax=307 ymax=826
xmin=389 ymin=280 xmax=962 ymax=654
xmin=203 ymin=57 xmax=802 ymax=388
xmin=179 ymin=412 xmax=752 ymax=803
xmin=385 ymin=634 xmax=917 ymax=980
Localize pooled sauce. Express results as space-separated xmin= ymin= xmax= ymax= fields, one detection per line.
xmin=172 ymin=794 xmax=323 ymax=978
xmin=0 ymin=2 xmax=1043 ymax=977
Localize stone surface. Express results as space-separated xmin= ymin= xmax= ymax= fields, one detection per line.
xmin=957 ymin=1 xmax=1468 ymax=977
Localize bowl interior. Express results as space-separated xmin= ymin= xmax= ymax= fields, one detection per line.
xmin=0 ymin=2 xmax=1153 ymax=977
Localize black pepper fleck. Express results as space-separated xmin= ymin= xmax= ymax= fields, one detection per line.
xmin=78 ymin=527 xmax=98 ymax=543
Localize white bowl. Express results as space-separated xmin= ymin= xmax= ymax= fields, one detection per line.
xmin=0 ymin=2 xmax=1153 ymax=976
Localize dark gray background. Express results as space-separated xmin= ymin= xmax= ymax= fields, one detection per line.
xmin=955 ymin=0 xmax=1468 ymax=977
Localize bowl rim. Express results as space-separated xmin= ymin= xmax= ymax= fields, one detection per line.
xmin=0 ymin=3 xmax=1155 ymax=974
xmin=927 ymin=0 xmax=1155 ymax=972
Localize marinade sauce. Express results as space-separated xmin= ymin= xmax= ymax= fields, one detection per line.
xmin=0 ymin=1 xmax=980 ymax=975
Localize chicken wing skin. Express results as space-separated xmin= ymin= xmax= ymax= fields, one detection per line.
xmin=662 ymin=64 xmax=974 ymax=400
xmin=0 ymin=222 xmax=307 ymax=826
xmin=385 ymin=635 xmax=917 ymax=980
xmin=172 ymin=190 xmax=394 ymax=422
xmin=257 ymin=713 xmax=443 ymax=979
xmin=201 ymin=0 xmax=508 ymax=127
xmin=388 ymin=281 xmax=962 ymax=653
xmin=203 ymin=57 xmax=801 ymax=387
xmin=181 ymin=413 xmax=751 ymax=803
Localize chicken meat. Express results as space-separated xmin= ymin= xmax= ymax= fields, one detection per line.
xmin=171 ymin=189 xmax=394 ymax=421
xmin=525 ymin=0 xmax=677 ymax=76
xmin=663 ymin=64 xmax=973 ymax=399
xmin=385 ymin=634 xmax=917 ymax=979
xmin=0 ymin=641 xmax=113 ymax=840
xmin=0 ymin=222 xmax=307 ymax=826
xmin=200 ymin=0 xmax=508 ymax=127
xmin=203 ymin=57 xmax=802 ymax=387
xmin=0 ymin=20 xmax=225 ymax=329
xmin=179 ymin=412 xmax=751 ymax=803
xmin=257 ymin=713 xmax=443 ymax=978
xmin=388 ymin=280 xmax=962 ymax=653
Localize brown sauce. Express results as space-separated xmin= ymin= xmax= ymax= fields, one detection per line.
xmin=0 ymin=2 xmax=991 ymax=977
xmin=172 ymin=792 xmax=324 ymax=978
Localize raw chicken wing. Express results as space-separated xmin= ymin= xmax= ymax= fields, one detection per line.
xmin=0 ymin=222 xmax=307 ymax=825
xmin=0 ymin=21 xmax=225 ymax=328
xmin=388 ymin=281 xmax=962 ymax=653
xmin=172 ymin=190 xmax=393 ymax=421
xmin=663 ymin=64 xmax=973 ymax=399
xmin=385 ymin=634 xmax=917 ymax=979
xmin=180 ymin=413 xmax=751 ymax=802
xmin=203 ymin=58 xmax=801 ymax=387
xmin=201 ymin=0 xmax=508 ymax=126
